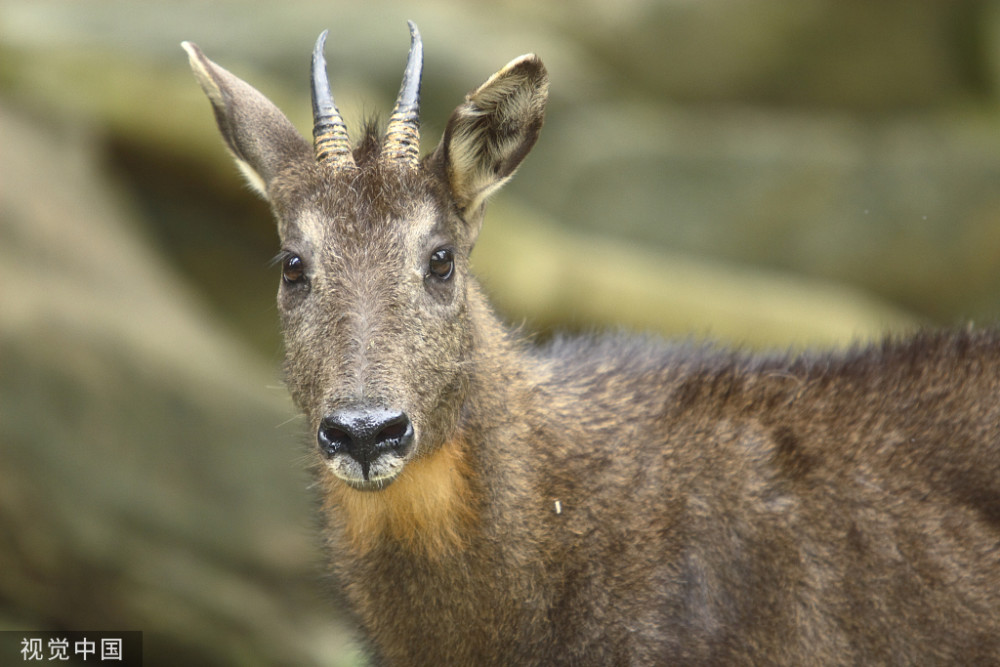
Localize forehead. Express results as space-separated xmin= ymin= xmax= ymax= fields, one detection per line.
xmin=270 ymin=161 xmax=451 ymax=247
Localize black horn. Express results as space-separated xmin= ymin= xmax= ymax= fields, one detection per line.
xmin=381 ymin=21 xmax=423 ymax=168
xmin=312 ymin=30 xmax=354 ymax=168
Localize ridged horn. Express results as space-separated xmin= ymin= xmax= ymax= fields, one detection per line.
xmin=381 ymin=21 xmax=423 ymax=168
xmin=312 ymin=30 xmax=354 ymax=168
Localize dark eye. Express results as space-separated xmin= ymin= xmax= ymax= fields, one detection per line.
xmin=428 ymin=247 xmax=454 ymax=281
xmin=281 ymin=253 xmax=306 ymax=285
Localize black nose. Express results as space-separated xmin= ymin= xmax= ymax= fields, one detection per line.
xmin=317 ymin=408 xmax=413 ymax=478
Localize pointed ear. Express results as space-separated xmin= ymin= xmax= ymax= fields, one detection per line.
xmin=182 ymin=42 xmax=312 ymax=198
xmin=432 ymin=54 xmax=548 ymax=215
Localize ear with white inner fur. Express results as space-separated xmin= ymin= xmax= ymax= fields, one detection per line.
xmin=432 ymin=54 xmax=548 ymax=217
xmin=182 ymin=42 xmax=312 ymax=198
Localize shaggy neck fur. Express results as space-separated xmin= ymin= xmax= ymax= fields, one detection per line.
xmin=322 ymin=436 xmax=478 ymax=559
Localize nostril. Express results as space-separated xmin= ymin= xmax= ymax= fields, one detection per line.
xmin=318 ymin=420 xmax=353 ymax=457
xmin=375 ymin=414 xmax=412 ymax=447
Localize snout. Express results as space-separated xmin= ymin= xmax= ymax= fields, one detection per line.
xmin=318 ymin=407 xmax=414 ymax=489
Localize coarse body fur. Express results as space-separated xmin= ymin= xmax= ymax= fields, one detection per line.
xmin=326 ymin=307 xmax=1000 ymax=666
xmin=184 ymin=27 xmax=1000 ymax=665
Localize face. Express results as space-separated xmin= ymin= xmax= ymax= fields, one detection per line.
xmin=184 ymin=29 xmax=548 ymax=494
xmin=270 ymin=161 xmax=475 ymax=490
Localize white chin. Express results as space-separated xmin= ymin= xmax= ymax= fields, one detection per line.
xmin=326 ymin=453 xmax=406 ymax=491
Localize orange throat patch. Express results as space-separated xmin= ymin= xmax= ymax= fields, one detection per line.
xmin=322 ymin=438 xmax=478 ymax=558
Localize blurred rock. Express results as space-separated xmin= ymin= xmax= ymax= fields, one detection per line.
xmin=0 ymin=104 xmax=361 ymax=665
xmin=563 ymin=0 xmax=988 ymax=110
xmin=524 ymin=103 xmax=1000 ymax=323
xmin=477 ymin=201 xmax=914 ymax=348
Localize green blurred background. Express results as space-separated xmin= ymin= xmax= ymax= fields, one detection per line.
xmin=2 ymin=1 xmax=1000 ymax=664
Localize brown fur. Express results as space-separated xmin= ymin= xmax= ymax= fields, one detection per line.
xmin=322 ymin=437 xmax=477 ymax=558
xmin=184 ymin=34 xmax=1000 ymax=666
